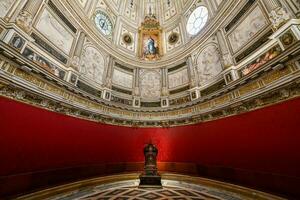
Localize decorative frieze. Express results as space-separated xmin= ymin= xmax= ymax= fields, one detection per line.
xmin=238 ymin=82 xmax=261 ymax=96
xmin=169 ymin=95 xmax=191 ymax=106
xmin=214 ymin=94 xmax=231 ymax=106
xmin=261 ymin=65 xmax=293 ymax=85
xmin=1 ymin=53 xmax=287 ymax=126
xmin=22 ymin=47 xmax=66 ymax=80
xmin=239 ymin=45 xmax=282 ymax=77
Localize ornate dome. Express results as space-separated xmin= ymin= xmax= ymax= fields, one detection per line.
xmin=0 ymin=0 xmax=300 ymax=127
xmin=69 ymin=0 xmax=217 ymax=65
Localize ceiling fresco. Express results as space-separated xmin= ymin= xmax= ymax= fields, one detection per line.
xmin=0 ymin=0 xmax=300 ymax=126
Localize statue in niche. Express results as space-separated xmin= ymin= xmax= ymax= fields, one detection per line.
xmin=146 ymin=36 xmax=156 ymax=55
xmin=139 ymin=143 xmax=162 ymax=187
xmin=10 ymin=34 xmax=25 ymax=50
xmin=138 ymin=6 xmax=162 ymax=61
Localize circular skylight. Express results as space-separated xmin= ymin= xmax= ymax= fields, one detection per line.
xmin=186 ymin=6 xmax=208 ymax=36
xmin=95 ymin=11 xmax=113 ymax=36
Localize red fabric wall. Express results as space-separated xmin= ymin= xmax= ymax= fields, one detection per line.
xmin=0 ymin=96 xmax=300 ymax=196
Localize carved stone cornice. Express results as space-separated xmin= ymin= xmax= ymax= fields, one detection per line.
xmin=1 ymin=48 xmax=299 ymax=127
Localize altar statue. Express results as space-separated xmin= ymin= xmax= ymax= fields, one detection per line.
xmin=139 ymin=143 xmax=162 ymax=187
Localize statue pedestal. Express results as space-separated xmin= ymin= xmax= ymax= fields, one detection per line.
xmin=139 ymin=174 xmax=162 ymax=188
xmin=139 ymin=143 xmax=162 ymax=188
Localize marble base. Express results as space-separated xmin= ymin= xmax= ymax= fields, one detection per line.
xmin=139 ymin=174 xmax=162 ymax=188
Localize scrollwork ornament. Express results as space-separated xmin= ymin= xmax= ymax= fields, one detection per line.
xmin=0 ymin=86 xmax=8 ymax=95
xmin=74 ymin=110 xmax=81 ymax=116
xmin=14 ymin=90 xmax=25 ymax=100
xmin=280 ymin=89 xmax=290 ymax=98
xmin=41 ymin=99 xmax=49 ymax=107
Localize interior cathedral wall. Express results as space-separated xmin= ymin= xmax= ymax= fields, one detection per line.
xmin=1 ymin=0 xmax=300 ymax=199
xmin=2 ymin=0 xmax=297 ymax=106
xmin=0 ymin=96 xmax=300 ymax=198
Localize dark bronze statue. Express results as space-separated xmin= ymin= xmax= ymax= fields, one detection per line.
xmin=139 ymin=143 xmax=162 ymax=187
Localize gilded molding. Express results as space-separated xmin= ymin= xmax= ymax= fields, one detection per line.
xmin=1 ymin=56 xmax=299 ymax=127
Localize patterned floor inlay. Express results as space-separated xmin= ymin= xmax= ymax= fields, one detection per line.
xmin=79 ymin=186 xmax=221 ymax=200
xmin=15 ymin=174 xmax=286 ymax=200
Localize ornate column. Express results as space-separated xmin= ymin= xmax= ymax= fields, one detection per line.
xmin=216 ymin=30 xmax=240 ymax=84
xmin=70 ymin=31 xmax=86 ymax=70
xmin=161 ymin=67 xmax=168 ymax=96
xmin=216 ymin=30 xmax=233 ymax=68
xmin=187 ymin=56 xmax=201 ymax=100
xmin=103 ymin=56 xmax=114 ymax=89
xmin=133 ymin=67 xmax=140 ymax=96
xmin=16 ymin=0 xmax=43 ymax=32
xmin=133 ymin=68 xmax=141 ymax=108
xmin=161 ymin=67 xmax=169 ymax=107
xmin=187 ymin=56 xmax=197 ymax=88
xmin=101 ymin=56 xmax=114 ymax=101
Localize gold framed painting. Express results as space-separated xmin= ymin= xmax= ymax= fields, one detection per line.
xmin=138 ymin=27 xmax=163 ymax=61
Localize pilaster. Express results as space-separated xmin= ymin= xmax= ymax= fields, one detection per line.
xmin=16 ymin=0 xmax=43 ymax=32
xmin=70 ymin=31 xmax=86 ymax=70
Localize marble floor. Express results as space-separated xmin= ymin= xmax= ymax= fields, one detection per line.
xmin=15 ymin=174 xmax=285 ymax=200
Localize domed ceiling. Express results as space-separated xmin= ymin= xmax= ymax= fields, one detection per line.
xmin=73 ymin=0 xmax=219 ymax=63
xmin=0 ymin=0 xmax=300 ymax=127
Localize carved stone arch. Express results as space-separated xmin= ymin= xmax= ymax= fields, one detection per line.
xmin=195 ymin=43 xmax=223 ymax=85
xmin=79 ymin=44 xmax=107 ymax=85
xmin=139 ymin=69 xmax=162 ymax=100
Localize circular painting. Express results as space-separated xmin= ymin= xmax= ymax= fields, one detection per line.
xmin=122 ymin=33 xmax=133 ymax=45
xmin=168 ymin=32 xmax=179 ymax=45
